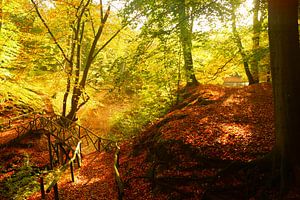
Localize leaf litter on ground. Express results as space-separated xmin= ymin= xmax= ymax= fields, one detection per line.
xmin=119 ymin=83 xmax=276 ymax=199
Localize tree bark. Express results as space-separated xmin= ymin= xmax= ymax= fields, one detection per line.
xmin=178 ymin=0 xmax=199 ymax=87
xmin=62 ymin=0 xmax=87 ymax=119
xmin=250 ymin=0 xmax=262 ymax=84
xmin=66 ymin=2 xmax=111 ymax=122
xmin=268 ymin=0 xmax=300 ymax=190
xmin=0 ymin=0 xmax=3 ymax=31
xmin=230 ymin=1 xmax=255 ymax=85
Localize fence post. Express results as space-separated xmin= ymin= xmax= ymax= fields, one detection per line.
xmin=70 ymin=161 xmax=75 ymax=182
xmin=76 ymin=145 xmax=81 ymax=168
xmin=48 ymin=133 xmax=53 ymax=169
xmin=98 ymin=139 xmax=101 ymax=152
xmin=40 ymin=176 xmax=45 ymax=200
xmin=114 ymin=143 xmax=124 ymax=200
xmin=54 ymin=184 xmax=59 ymax=200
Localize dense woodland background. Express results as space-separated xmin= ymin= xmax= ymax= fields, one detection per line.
xmin=0 ymin=0 xmax=299 ymax=199
xmin=0 ymin=0 xmax=272 ymax=133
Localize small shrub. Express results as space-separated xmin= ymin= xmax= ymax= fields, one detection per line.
xmin=0 ymin=156 xmax=41 ymax=200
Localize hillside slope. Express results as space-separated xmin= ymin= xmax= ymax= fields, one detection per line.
xmin=0 ymin=80 xmax=46 ymax=120
xmin=119 ymin=83 xmax=279 ymax=199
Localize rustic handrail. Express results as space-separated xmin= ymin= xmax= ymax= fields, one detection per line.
xmin=2 ymin=112 xmax=124 ymax=199
xmin=0 ymin=111 xmax=42 ymax=130
xmin=40 ymin=141 xmax=82 ymax=200
xmin=45 ymin=141 xmax=82 ymax=193
xmin=114 ymin=143 xmax=124 ymax=200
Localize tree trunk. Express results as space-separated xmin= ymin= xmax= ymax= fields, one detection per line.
xmin=230 ymin=1 xmax=255 ymax=85
xmin=178 ymin=0 xmax=199 ymax=87
xmin=65 ymin=3 xmax=111 ymax=122
xmin=268 ymin=0 xmax=300 ymax=191
xmin=62 ymin=35 xmax=75 ymax=117
xmin=250 ymin=0 xmax=262 ymax=84
xmin=0 ymin=0 xmax=2 ymax=31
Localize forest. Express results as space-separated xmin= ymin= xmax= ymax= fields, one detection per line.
xmin=0 ymin=0 xmax=299 ymax=199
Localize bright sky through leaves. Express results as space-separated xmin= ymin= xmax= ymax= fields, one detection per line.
xmin=196 ymin=0 xmax=253 ymax=32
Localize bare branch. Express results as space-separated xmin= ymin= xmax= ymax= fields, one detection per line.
xmin=93 ymin=27 xmax=123 ymax=60
xmin=76 ymin=92 xmax=90 ymax=111
xmin=93 ymin=13 xmax=143 ymax=59
xmin=100 ymin=0 xmax=104 ymax=22
xmin=88 ymin=9 xmax=96 ymax=36
xmin=30 ymin=0 xmax=71 ymax=63
xmin=206 ymin=51 xmax=238 ymax=82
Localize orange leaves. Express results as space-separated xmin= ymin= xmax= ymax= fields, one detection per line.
xmin=118 ymin=83 xmax=275 ymax=199
xmin=154 ymin=83 xmax=275 ymax=161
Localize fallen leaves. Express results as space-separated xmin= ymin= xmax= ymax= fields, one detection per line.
xmin=0 ymin=83 xmax=277 ymax=199
xmin=119 ymin=83 xmax=276 ymax=199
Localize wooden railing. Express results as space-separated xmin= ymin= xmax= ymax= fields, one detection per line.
xmin=1 ymin=112 xmax=124 ymax=199
xmin=40 ymin=141 xmax=82 ymax=200
xmin=0 ymin=111 xmax=43 ymax=130
xmin=114 ymin=143 xmax=124 ymax=200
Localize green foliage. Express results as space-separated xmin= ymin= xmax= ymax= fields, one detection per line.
xmin=110 ymin=89 xmax=175 ymax=139
xmin=0 ymin=68 xmax=14 ymax=79
xmin=109 ymin=34 xmax=180 ymax=139
xmin=0 ymin=0 xmax=60 ymax=74
xmin=0 ymin=0 xmax=271 ymax=140
xmin=0 ymin=80 xmax=45 ymax=115
xmin=0 ymin=156 xmax=40 ymax=200
xmin=0 ymin=22 xmax=21 ymax=68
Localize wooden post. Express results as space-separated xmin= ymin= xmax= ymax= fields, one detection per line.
xmin=98 ymin=139 xmax=101 ymax=152
xmin=40 ymin=176 xmax=45 ymax=200
xmin=76 ymin=144 xmax=81 ymax=168
xmin=79 ymin=140 xmax=82 ymax=159
xmin=54 ymin=143 xmax=59 ymax=165
xmin=114 ymin=143 xmax=124 ymax=200
xmin=48 ymin=133 xmax=53 ymax=169
xmin=54 ymin=184 xmax=59 ymax=200
xmin=70 ymin=161 xmax=75 ymax=182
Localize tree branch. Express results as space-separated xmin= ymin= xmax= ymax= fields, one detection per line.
xmin=92 ymin=27 xmax=124 ymax=60
xmin=30 ymin=0 xmax=71 ymax=63
xmin=206 ymin=51 xmax=238 ymax=82
xmin=76 ymin=92 xmax=90 ymax=111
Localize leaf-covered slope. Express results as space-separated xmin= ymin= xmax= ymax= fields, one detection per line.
xmin=120 ymin=83 xmax=275 ymax=199
xmin=0 ymin=80 xmax=45 ymax=120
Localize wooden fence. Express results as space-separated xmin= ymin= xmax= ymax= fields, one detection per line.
xmin=1 ymin=112 xmax=124 ymax=199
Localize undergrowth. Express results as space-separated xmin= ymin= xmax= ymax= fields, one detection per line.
xmin=0 ymin=80 xmax=45 ymax=117
xmin=0 ymin=154 xmax=41 ymax=200
xmin=110 ymin=89 xmax=176 ymax=140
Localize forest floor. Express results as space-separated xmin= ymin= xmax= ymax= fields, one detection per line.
xmin=118 ymin=83 xmax=299 ymax=199
xmin=0 ymin=132 xmax=118 ymax=200
xmin=1 ymin=83 xmax=299 ymax=199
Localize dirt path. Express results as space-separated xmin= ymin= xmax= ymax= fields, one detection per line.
xmin=1 ymin=90 xmax=122 ymax=199
xmin=59 ymin=151 xmax=118 ymax=200
xmin=29 ymin=151 xmax=118 ymax=200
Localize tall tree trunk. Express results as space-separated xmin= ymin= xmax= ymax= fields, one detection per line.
xmin=250 ymin=0 xmax=262 ymax=84
xmin=230 ymin=1 xmax=255 ymax=85
xmin=62 ymin=36 xmax=75 ymax=118
xmin=178 ymin=0 xmax=199 ymax=87
xmin=66 ymin=2 xmax=111 ymax=122
xmin=268 ymin=0 xmax=300 ymax=191
xmin=0 ymin=0 xmax=3 ymax=31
